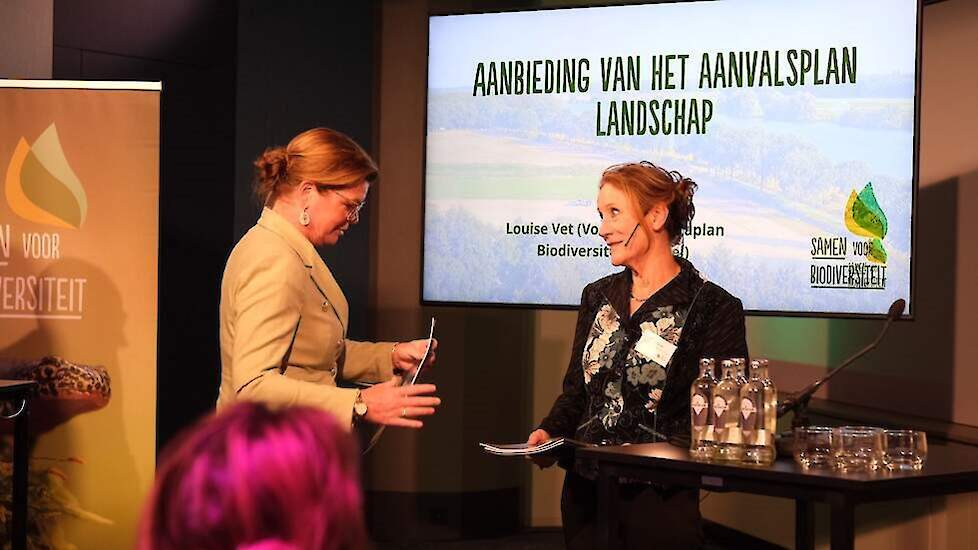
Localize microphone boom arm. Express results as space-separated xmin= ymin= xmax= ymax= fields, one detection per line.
xmin=776 ymin=299 xmax=904 ymax=420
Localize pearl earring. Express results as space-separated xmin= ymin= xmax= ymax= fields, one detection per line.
xmin=299 ymin=209 xmax=311 ymax=226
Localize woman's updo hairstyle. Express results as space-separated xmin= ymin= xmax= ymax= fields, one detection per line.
xmin=600 ymin=161 xmax=697 ymax=246
xmin=254 ymin=128 xmax=378 ymax=206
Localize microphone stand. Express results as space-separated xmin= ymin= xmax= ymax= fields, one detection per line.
xmin=775 ymin=299 xmax=905 ymax=452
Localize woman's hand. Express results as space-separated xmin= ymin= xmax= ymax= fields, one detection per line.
xmin=360 ymin=378 xmax=441 ymax=428
xmin=392 ymin=338 xmax=438 ymax=375
xmin=526 ymin=429 xmax=557 ymax=469
xmin=527 ymin=429 xmax=552 ymax=447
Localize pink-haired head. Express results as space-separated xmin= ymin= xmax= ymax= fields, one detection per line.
xmin=139 ymin=402 xmax=368 ymax=550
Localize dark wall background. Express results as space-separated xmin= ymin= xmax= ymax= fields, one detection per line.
xmin=52 ymin=0 xmax=238 ymax=451
xmin=235 ymin=0 xmax=376 ymax=341
xmin=51 ymin=0 xmax=378 ymax=451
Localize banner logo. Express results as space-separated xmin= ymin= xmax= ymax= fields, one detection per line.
xmin=807 ymin=181 xmax=888 ymax=291
xmin=2 ymin=123 xmax=89 ymax=319
xmin=5 ymin=123 xmax=88 ymax=229
xmin=843 ymin=182 xmax=887 ymax=264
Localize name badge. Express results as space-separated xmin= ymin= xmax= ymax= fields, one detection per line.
xmin=634 ymin=329 xmax=678 ymax=367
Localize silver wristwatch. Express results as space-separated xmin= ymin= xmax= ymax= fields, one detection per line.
xmin=352 ymin=390 xmax=368 ymax=425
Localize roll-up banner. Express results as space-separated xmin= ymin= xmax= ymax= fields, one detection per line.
xmin=0 ymin=79 xmax=160 ymax=548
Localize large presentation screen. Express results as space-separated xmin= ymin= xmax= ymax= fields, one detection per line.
xmin=422 ymin=0 xmax=918 ymax=317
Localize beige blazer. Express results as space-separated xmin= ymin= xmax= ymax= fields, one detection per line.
xmin=218 ymin=207 xmax=394 ymax=426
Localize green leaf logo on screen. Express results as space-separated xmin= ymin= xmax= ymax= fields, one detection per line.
xmin=4 ymin=123 xmax=88 ymax=229
xmin=844 ymin=183 xmax=887 ymax=264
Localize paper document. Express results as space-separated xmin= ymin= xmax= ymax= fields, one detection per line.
xmin=399 ymin=317 xmax=435 ymax=386
xmin=479 ymin=437 xmax=590 ymax=457
xmin=362 ymin=317 xmax=436 ymax=455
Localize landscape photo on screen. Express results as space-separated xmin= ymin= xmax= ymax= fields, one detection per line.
xmin=423 ymin=0 xmax=917 ymax=315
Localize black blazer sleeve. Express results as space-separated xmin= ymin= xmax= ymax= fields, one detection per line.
xmin=538 ymin=288 xmax=593 ymax=438
xmin=655 ymin=283 xmax=749 ymax=441
xmin=702 ymin=293 xmax=749 ymax=361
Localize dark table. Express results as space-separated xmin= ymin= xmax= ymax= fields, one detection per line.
xmin=0 ymin=380 xmax=35 ymax=550
xmin=577 ymin=441 xmax=978 ymax=550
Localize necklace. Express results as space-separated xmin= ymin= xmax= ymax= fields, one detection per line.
xmin=630 ymin=263 xmax=681 ymax=303
xmin=630 ymin=291 xmax=653 ymax=302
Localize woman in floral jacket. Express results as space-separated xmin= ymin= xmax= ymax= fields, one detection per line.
xmin=528 ymin=162 xmax=748 ymax=550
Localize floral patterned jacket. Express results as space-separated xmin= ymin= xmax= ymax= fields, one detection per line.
xmin=539 ymin=258 xmax=748 ymax=471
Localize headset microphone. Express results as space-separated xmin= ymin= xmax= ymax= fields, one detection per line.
xmin=623 ymin=223 xmax=641 ymax=247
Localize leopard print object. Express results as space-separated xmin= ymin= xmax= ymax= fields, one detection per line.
xmin=0 ymin=356 xmax=111 ymax=418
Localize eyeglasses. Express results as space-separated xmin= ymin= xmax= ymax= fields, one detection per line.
xmin=325 ymin=187 xmax=367 ymax=223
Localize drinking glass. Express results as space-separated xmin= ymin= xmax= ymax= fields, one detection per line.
xmin=794 ymin=426 xmax=834 ymax=468
xmin=832 ymin=426 xmax=882 ymax=471
xmin=880 ymin=429 xmax=927 ymax=471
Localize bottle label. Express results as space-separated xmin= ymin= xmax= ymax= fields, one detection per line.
xmin=741 ymin=398 xmax=756 ymax=420
xmin=740 ymin=398 xmax=757 ymax=442
xmin=712 ymin=396 xmax=728 ymax=421
xmin=691 ymin=393 xmax=709 ymax=426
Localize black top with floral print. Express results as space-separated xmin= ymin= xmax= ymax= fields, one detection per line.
xmin=539 ymin=258 xmax=748 ymax=474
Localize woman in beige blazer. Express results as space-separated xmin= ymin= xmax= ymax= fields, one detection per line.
xmin=218 ymin=127 xmax=440 ymax=429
